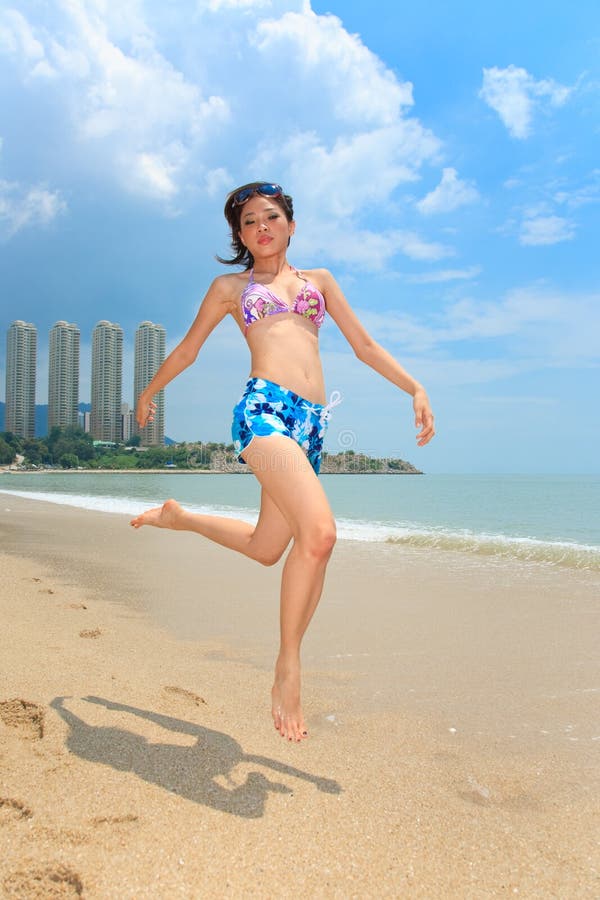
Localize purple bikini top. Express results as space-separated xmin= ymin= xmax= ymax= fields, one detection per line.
xmin=241 ymin=267 xmax=326 ymax=332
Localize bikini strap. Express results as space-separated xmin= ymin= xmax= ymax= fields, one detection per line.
xmin=291 ymin=265 xmax=308 ymax=285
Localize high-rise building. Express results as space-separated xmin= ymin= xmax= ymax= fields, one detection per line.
xmin=5 ymin=320 xmax=37 ymax=438
xmin=91 ymin=321 xmax=123 ymax=442
xmin=134 ymin=321 xmax=166 ymax=446
xmin=48 ymin=321 xmax=80 ymax=431
xmin=120 ymin=402 xmax=135 ymax=443
xmin=78 ymin=410 xmax=91 ymax=433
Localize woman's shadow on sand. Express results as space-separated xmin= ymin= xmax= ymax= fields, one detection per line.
xmin=50 ymin=696 xmax=341 ymax=819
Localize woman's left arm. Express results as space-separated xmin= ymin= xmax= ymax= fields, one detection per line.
xmin=319 ymin=269 xmax=435 ymax=447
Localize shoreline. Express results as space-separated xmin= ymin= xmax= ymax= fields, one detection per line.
xmin=1 ymin=495 xmax=599 ymax=896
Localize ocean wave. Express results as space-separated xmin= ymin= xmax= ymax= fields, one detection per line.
xmin=383 ymin=528 xmax=600 ymax=571
xmin=333 ymin=515 xmax=599 ymax=570
xmin=2 ymin=487 xmax=598 ymax=571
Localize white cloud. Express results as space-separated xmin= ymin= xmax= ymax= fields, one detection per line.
xmin=394 ymin=231 xmax=453 ymax=262
xmin=47 ymin=36 xmax=90 ymax=78
xmin=0 ymin=1 xmax=450 ymax=262
xmin=439 ymin=287 xmax=566 ymax=341
xmin=68 ymin=6 xmax=230 ymax=199
xmin=293 ymin=221 xmax=451 ymax=271
xmin=257 ymin=125 xmax=438 ymax=218
xmin=204 ymin=167 xmax=233 ymax=197
xmin=0 ymin=9 xmax=46 ymax=67
xmin=406 ymin=266 xmax=481 ymax=284
xmin=0 ymin=3 xmax=230 ymax=201
xmin=341 ymin=285 xmax=600 ymax=373
xmin=254 ymin=8 xmax=413 ymax=127
xmin=350 ymin=309 xmax=440 ymax=353
xmin=0 ymin=179 xmax=67 ymax=238
xmin=252 ymin=122 xmax=442 ymax=267
xmin=522 ymin=201 xmax=554 ymax=219
xmin=0 ymin=8 xmax=61 ymax=79
xmin=131 ymin=149 xmax=182 ymax=200
xmin=519 ymin=215 xmax=576 ymax=246
xmin=479 ymin=65 xmax=571 ymax=139
xmin=553 ymin=170 xmax=600 ymax=209
xmin=208 ymin=0 xmax=272 ymax=8
xmin=440 ymin=285 xmax=600 ymax=367
xmin=416 ymin=167 xmax=479 ymax=215
xmin=0 ymin=126 xmax=65 ymax=239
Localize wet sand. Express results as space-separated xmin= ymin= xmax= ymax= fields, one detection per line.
xmin=0 ymin=495 xmax=599 ymax=897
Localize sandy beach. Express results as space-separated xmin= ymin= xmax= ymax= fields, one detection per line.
xmin=1 ymin=495 xmax=599 ymax=898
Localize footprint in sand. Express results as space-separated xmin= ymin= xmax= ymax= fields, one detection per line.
xmin=91 ymin=813 xmax=139 ymax=826
xmin=0 ymin=699 xmax=44 ymax=740
xmin=0 ymin=797 xmax=33 ymax=824
xmin=79 ymin=629 xmax=101 ymax=639
xmin=3 ymin=864 xmax=83 ymax=898
xmin=163 ymin=685 xmax=206 ymax=706
xmin=458 ymin=775 xmax=494 ymax=807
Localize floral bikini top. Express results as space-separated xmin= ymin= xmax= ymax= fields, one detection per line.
xmin=241 ymin=267 xmax=326 ymax=332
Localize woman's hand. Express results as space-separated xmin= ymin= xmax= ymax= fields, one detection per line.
xmin=413 ymin=388 xmax=435 ymax=447
xmin=136 ymin=394 xmax=157 ymax=428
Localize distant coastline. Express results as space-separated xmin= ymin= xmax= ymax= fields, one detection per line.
xmin=1 ymin=426 xmax=422 ymax=475
xmin=1 ymin=455 xmax=423 ymax=476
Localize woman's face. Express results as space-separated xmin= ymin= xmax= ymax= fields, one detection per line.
xmin=238 ymin=195 xmax=295 ymax=259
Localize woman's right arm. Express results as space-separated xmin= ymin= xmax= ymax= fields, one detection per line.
xmin=136 ymin=276 xmax=234 ymax=428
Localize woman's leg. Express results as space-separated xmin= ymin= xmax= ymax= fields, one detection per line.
xmin=241 ymin=434 xmax=336 ymax=743
xmin=130 ymin=487 xmax=292 ymax=566
xmin=131 ymin=434 xmax=335 ymax=742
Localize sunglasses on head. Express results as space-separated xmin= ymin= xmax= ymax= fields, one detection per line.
xmin=232 ymin=183 xmax=284 ymax=206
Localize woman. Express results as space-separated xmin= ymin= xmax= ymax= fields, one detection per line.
xmin=131 ymin=182 xmax=435 ymax=742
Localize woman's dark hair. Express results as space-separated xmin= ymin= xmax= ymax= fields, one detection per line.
xmin=216 ymin=182 xmax=294 ymax=270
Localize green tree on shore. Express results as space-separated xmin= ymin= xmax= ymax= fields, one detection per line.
xmin=59 ymin=453 xmax=79 ymax=469
xmin=47 ymin=427 xmax=94 ymax=464
xmin=0 ymin=436 xmax=16 ymax=465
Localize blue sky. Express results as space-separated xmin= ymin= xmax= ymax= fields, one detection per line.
xmin=1 ymin=0 xmax=598 ymax=473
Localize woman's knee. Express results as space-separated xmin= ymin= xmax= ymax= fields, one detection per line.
xmin=298 ymin=518 xmax=337 ymax=561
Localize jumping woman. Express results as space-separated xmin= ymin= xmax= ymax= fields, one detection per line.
xmin=130 ymin=182 xmax=435 ymax=742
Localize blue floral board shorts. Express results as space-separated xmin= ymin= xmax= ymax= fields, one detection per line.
xmin=231 ymin=377 xmax=340 ymax=475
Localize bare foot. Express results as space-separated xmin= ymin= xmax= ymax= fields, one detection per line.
xmin=130 ymin=498 xmax=184 ymax=530
xmin=271 ymin=657 xmax=308 ymax=742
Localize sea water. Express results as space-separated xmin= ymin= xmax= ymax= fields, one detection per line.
xmin=1 ymin=472 xmax=598 ymax=571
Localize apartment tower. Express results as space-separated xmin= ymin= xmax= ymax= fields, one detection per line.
xmin=48 ymin=321 xmax=80 ymax=431
xmin=91 ymin=320 xmax=123 ymax=442
xmin=134 ymin=321 xmax=166 ymax=446
xmin=5 ymin=320 xmax=37 ymax=438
